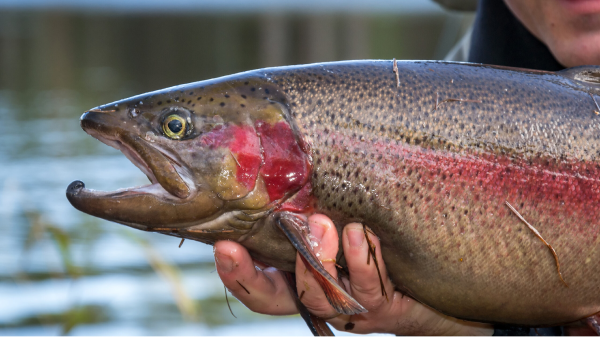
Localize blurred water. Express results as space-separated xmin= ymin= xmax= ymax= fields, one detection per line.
xmin=0 ymin=3 xmax=473 ymax=335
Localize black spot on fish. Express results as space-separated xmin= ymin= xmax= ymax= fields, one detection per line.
xmin=220 ymin=102 xmax=225 ymax=107
xmin=189 ymin=91 xmax=193 ymax=95
xmin=240 ymin=104 xmax=245 ymax=108
xmin=265 ymin=89 xmax=270 ymax=94
xmin=251 ymin=88 xmax=255 ymax=92
xmin=210 ymin=98 xmax=214 ymax=102
xmin=225 ymin=94 xmax=230 ymax=98
xmin=241 ymin=95 xmax=247 ymax=99
xmin=157 ymin=101 xmax=163 ymax=105
xmin=166 ymin=100 xmax=171 ymax=103
xmin=197 ymin=97 xmax=202 ymax=100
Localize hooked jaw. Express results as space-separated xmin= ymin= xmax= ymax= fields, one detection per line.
xmin=66 ymin=109 xmax=222 ymax=227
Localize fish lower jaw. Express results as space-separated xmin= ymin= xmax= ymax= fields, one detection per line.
xmin=69 ymin=181 xmax=179 ymax=200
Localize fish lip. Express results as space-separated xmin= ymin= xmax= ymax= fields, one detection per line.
xmin=66 ymin=179 xmax=164 ymax=203
xmin=66 ymin=179 xmax=176 ymax=201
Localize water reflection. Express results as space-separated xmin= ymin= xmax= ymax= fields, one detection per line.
xmin=0 ymin=4 xmax=473 ymax=335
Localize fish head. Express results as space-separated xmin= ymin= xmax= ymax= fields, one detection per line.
xmin=66 ymin=77 xmax=312 ymax=247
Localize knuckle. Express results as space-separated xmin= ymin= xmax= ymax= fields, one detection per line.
xmin=303 ymin=299 xmax=337 ymax=318
xmin=240 ymin=294 xmax=277 ymax=315
xmin=352 ymin=281 xmax=382 ymax=296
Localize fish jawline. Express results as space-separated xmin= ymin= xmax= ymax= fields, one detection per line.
xmin=79 ymin=182 xmax=178 ymax=200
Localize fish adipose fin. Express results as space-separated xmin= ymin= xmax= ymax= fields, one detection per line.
xmin=558 ymin=65 xmax=600 ymax=85
xmin=275 ymin=212 xmax=367 ymax=315
xmin=283 ymin=271 xmax=335 ymax=336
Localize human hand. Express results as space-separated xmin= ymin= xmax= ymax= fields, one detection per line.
xmin=214 ymin=214 xmax=493 ymax=335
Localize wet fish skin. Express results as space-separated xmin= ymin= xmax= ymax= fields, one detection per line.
xmin=67 ymin=60 xmax=600 ymax=326
xmin=289 ymin=61 xmax=600 ymax=325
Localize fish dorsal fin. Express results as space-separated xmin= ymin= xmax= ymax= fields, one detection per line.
xmin=558 ymin=65 xmax=600 ymax=85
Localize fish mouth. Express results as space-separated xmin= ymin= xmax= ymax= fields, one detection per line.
xmin=67 ymin=109 xmax=192 ymax=202
xmin=66 ymin=109 xmax=223 ymax=227
xmin=84 ymin=133 xmax=174 ymax=199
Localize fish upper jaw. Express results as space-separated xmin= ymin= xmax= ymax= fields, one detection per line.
xmin=67 ymin=108 xmax=224 ymax=227
xmin=78 ymin=109 xmax=193 ymax=200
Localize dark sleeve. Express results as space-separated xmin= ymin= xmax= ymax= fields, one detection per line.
xmin=493 ymin=325 xmax=564 ymax=336
xmin=468 ymin=0 xmax=565 ymax=71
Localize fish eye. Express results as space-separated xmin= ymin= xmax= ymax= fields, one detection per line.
xmin=162 ymin=114 xmax=187 ymax=139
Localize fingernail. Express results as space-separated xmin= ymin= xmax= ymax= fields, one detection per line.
xmin=215 ymin=252 xmax=234 ymax=273
xmin=347 ymin=228 xmax=364 ymax=247
xmin=309 ymin=219 xmax=328 ymax=243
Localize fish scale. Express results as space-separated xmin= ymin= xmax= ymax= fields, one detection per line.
xmin=67 ymin=60 xmax=600 ymax=327
xmin=268 ymin=61 xmax=600 ymax=324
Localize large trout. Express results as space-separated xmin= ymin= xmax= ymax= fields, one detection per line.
xmin=67 ymin=60 xmax=600 ymax=328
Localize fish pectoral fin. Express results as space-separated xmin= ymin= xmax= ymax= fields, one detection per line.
xmin=297 ymin=254 xmax=367 ymax=315
xmin=274 ymin=212 xmax=367 ymax=315
xmin=283 ymin=271 xmax=334 ymax=336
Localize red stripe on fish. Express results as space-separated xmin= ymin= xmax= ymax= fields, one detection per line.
xmin=317 ymin=129 xmax=600 ymax=238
